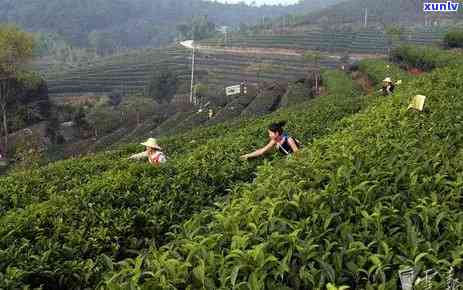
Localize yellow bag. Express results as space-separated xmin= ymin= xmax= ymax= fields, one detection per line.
xmin=408 ymin=95 xmax=426 ymax=111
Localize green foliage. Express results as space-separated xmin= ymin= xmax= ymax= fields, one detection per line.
xmin=321 ymin=69 xmax=360 ymax=96
xmin=3 ymin=50 xmax=463 ymax=289
xmin=10 ymin=130 xmax=45 ymax=170
xmin=281 ymin=82 xmax=312 ymax=108
xmin=1 ymin=72 xmax=47 ymax=133
xmin=241 ymin=82 xmax=287 ymax=117
xmin=385 ymin=25 xmax=407 ymax=44
xmin=33 ymin=32 xmax=66 ymax=57
xmin=391 ymin=45 xmax=461 ymax=71
xmin=0 ymin=69 xmax=367 ymax=289
xmin=85 ymin=104 xmax=122 ymax=137
xmin=147 ymin=64 xmax=178 ymax=104
xmin=303 ymin=51 xmax=322 ymax=64
xmin=0 ymin=26 xmax=44 ymax=156
xmin=177 ymin=16 xmax=218 ymax=41
xmin=0 ymin=25 xmax=34 ymax=76
xmin=358 ymin=59 xmax=409 ymax=85
xmin=101 ymin=58 xmax=463 ymax=289
xmin=444 ymin=30 xmax=463 ymax=49
xmin=295 ymin=0 xmax=460 ymax=28
xmin=0 ymin=0 xmax=303 ymax=48
xmin=201 ymin=29 xmax=446 ymax=55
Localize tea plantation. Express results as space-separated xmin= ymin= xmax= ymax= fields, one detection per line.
xmin=1 ymin=47 xmax=463 ymax=289
xmin=44 ymin=46 xmax=328 ymax=97
xmin=200 ymin=29 xmax=446 ymax=54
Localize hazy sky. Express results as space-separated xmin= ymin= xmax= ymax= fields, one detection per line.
xmin=212 ymin=0 xmax=299 ymax=6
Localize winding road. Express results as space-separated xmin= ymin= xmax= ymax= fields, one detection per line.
xmin=180 ymin=40 xmax=386 ymax=61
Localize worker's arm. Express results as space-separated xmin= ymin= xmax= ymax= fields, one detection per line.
xmin=288 ymin=137 xmax=299 ymax=153
xmin=240 ymin=140 xmax=276 ymax=160
xmin=128 ymin=151 xmax=148 ymax=160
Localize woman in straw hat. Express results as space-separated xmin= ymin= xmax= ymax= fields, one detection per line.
xmin=382 ymin=77 xmax=395 ymax=96
xmin=129 ymin=138 xmax=167 ymax=166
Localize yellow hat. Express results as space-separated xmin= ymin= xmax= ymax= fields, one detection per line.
xmin=383 ymin=77 xmax=392 ymax=83
xmin=141 ymin=138 xmax=162 ymax=150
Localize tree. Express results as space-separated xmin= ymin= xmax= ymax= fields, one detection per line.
xmin=303 ymin=51 xmax=322 ymax=95
xmin=0 ymin=25 xmax=34 ymax=157
xmin=147 ymin=64 xmax=177 ymax=104
xmin=177 ymin=15 xmax=217 ymax=41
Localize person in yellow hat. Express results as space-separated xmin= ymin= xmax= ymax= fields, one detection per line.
xmin=381 ymin=77 xmax=395 ymax=96
xmin=129 ymin=138 xmax=167 ymax=166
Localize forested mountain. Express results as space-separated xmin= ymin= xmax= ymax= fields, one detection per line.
xmin=0 ymin=0 xmax=343 ymax=50
xmin=299 ymin=0 xmax=463 ymax=29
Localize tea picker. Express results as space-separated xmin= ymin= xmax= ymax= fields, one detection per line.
xmin=129 ymin=138 xmax=167 ymax=166
xmin=240 ymin=121 xmax=301 ymax=160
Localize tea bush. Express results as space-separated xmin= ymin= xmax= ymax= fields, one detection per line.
xmin=358 ymin=59 xmax=410 ymax=86
xmin=444 ymin=30 xmax=463 ymax=48
xmin=391 ymin=45 xmax=461 ymax=71
xmin=0 ymin=70 xmax=370 ymax=289
xmin=101 ymin=61 xmax=463 ymax=289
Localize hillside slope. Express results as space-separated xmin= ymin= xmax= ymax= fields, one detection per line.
xmin=1 ymin=47 xmax=463 ymax=289
xmin=102 ymin=50 xmax=463 ymax=289
xmin=44 ymin=45 xmax=335 ymax=96
xmin=0 ymin=69 xmax=366 ymax=289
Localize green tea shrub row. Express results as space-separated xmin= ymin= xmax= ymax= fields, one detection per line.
xmin=0 ymin=154 xmax=131 ymax=216
xmin=391 ymin=45 xmax=461 ymax=71
xmin=358 ymin=59 xmax=410 ymax=86
xmin=0 ymin=71 xmax=369 ymax=289
xmin=444 ymin=30 xmax=463 ymax=48
xmin=101 ymin=61 xmax=463 ymax=289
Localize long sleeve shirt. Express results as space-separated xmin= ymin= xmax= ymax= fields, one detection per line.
xmin=129 ymin=151 xmax=149 ymax=160
xmin=129 ymin=151 xmax=167 ymax=165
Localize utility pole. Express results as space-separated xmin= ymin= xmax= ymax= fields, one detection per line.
xmin=189 ymin=42 xmax=196 ymax=105
xmin=364 ymin=8 xmax=368 ymax=28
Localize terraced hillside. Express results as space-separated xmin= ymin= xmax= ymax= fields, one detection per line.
xmin=45 ymin=46 xmax=189 ymax=96
xmin=45 ymin=44 xmax=339 ymax=97
xmin=2 ymin=46 xmax=463 ymax=289
xmin=44 ymin=27 xmax=446 ymax=97
xmin=201 ymin=29 xmax=446 ymax=54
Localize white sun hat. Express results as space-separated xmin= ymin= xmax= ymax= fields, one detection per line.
xmin=141 ymin=138 xmax=162 ymax=150
xmin=383 ymin=77 xmax=392 ymax=83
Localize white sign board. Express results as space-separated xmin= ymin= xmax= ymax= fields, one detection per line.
xmin=226 ymin=85 xmax=241 ymax=96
